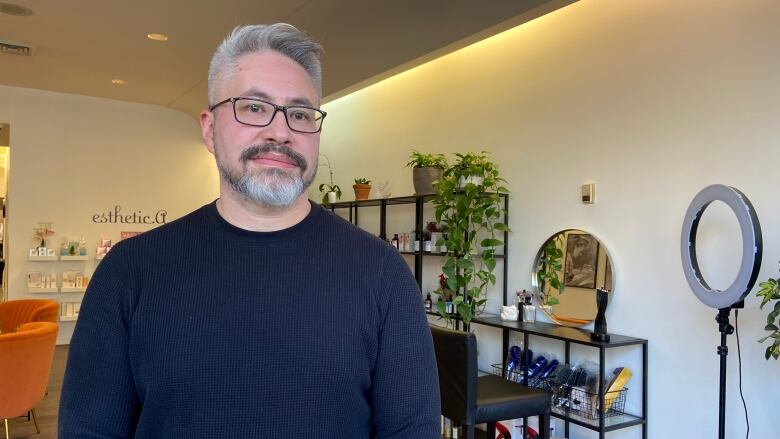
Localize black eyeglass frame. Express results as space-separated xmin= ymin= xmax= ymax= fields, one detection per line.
xmin=208 ymin=96 xmax=327 ymax=133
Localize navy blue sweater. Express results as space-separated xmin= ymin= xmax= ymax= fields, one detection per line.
xmin=59 ymin=201 xmax=440 ymax=438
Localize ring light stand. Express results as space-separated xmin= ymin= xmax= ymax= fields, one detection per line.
xmin=681 ymin=184 xmax=762 ymax=439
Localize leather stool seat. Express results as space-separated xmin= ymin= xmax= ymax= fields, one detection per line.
xmin=476 ymin=375 xmax=551 ymax=423
xmin=430 ymin=324 xmax=552 ymax=439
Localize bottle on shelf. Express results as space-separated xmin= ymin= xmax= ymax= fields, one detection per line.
xmin=391 ymin=233 xmax=399 ymax=250
xmin=523 ymin=294 xmax=536 ymax=323
xmin=424 ymin=293 xmax=432 ymax=311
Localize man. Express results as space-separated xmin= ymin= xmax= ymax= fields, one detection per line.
xmin=59 ymin=23 xmax=440 ymax=438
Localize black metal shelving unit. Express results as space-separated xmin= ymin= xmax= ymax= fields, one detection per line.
xmin=473 ymin=316 xmax=648 ymax=439
xmin=326 ymin=193 xmax=508 ymax=294
xmin=327 ymin=194 xmax=647 ymax=439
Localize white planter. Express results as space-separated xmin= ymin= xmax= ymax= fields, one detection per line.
xmin=458 ymin=175 xmax=484 ymax=188
xmin=327 ymin=191 xmax=337 ymax=204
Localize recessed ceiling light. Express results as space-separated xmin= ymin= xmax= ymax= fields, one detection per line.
xmin=0 ymin=2 xmax=33 ymax=16
xmin=111 ymin=79 xmax=128 ymax=85
xmin=147 ymin=33 xmax=169 ymax=42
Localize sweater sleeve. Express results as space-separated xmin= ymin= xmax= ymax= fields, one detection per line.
xmin=370 ymin=251 xmax=441 ymax=438
xmin=59 ymin=245 xmax=141 ymax=438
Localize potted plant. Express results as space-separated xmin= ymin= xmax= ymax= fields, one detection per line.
xmin=318 ymin=155 xmax=342 ymax=204
xmin=756 ymin=263 xmax=780 ymax=360
xmin=406 ymin=149 xmax=447 ymax=195
xmin=433 ymin=151 xmax=510 ymax=330
xmin=451 ymin=151 xmax=497 ymax=188
xmin=353 ymin=178 xmax=372 ymax=201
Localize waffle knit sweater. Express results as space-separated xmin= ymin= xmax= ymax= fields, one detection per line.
xmin=59 ymin=201 xmax=441 ymax=438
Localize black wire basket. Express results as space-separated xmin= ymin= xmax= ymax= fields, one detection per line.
xmin=490 ymin=364 xmax=555 ymax=391
xmin=491 ymin=363 xmax=627 ymax=419
xmin=565 ymin=386 xmax=627 ymax=419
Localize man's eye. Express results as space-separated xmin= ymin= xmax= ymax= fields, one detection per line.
xmin=247 ymin=104 xmax=263 ymax=113
xmin=289 ymin=110 xmax=312 ymax=121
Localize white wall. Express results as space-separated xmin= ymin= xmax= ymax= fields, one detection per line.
xmin=317 ymin=1 xmax=780 ymax=437
xmin=0 ymin=84 xmax=219 ymax=344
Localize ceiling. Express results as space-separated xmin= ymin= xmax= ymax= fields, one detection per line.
xmin=0 ymin=0 xmax=574 ymax=118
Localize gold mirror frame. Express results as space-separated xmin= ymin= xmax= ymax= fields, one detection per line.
xmin=531 ymin=229 xmax=614 ymax=327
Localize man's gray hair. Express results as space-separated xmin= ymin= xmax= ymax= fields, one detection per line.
xmin=208 ymin=23 xmax=323 ymax=105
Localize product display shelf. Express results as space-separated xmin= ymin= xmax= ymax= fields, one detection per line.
xmin=473 ymin=316 xmax=648 ymax=438
xmin=60 ymin=287 xmax=87 ymax=293
xmin=28 ymin=287 xmax=58 ymax=294
xmin=60 ymin=315 xmax=78 ymax=322
xmin=326 ymin=192 xmax=508 ymax=294
xmin=28 ymin=255 xmax=57 ymax=261
xmin=60 ymin=255 xmax=88 ymax=261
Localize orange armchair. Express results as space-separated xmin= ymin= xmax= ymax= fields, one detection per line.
xmin=0 ymin=299 xmax=59 ymax=334
xmin=0 ymin=321 xmax=58 ymax=439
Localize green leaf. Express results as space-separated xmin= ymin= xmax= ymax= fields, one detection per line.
xmin=458 ymin=305 xmax=472 ymax=326
xmin=481 ymin=238 xmax=503 ymax=248
xmin=456 ymin=258 xmax=474 ymax=270
xmin=767 ymin=323 xmax=780 ymax=331
xmin=768 ymin=301 xmax=780 ymax=325
xmin=452 ymin=295 xmax=464 ymax=305
xmin=494 ymin=223 xmax=509 ymax=232
xmin=436 ymin=300 xmax=449 ymax=320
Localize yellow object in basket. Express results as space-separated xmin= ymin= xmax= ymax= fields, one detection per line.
xmin=604 ymin=367 xmax=632 ymax=411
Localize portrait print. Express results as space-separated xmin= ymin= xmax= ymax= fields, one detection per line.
xmin=564 ymin=233 xmax=599 ymax=288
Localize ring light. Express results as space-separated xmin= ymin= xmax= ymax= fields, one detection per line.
xmin=680 ymin=184 xmax=762 ymax=309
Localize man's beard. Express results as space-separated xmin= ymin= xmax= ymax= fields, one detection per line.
xmin=215 ymin=141 xmax=316 ymax=208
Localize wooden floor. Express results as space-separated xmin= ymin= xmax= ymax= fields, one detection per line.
xmin=6 ymin=345 xmax=67 ymax=439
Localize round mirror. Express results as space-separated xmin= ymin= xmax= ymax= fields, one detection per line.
xmin=531 ymin=229 xmax=614 ymax=327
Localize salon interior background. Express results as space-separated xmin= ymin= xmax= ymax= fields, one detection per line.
xmin=2 ymin=1 xmax=780 ymax=438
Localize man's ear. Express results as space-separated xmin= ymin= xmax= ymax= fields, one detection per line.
xmin=200 ymin=109 xmax=216 ymax=154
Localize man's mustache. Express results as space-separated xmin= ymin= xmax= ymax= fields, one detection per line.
xmin=240 ymin=144 xmax=308 ymax=171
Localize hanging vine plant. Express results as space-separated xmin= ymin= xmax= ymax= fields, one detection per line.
xmin=433 ymin=151 xmax=510 ymax=330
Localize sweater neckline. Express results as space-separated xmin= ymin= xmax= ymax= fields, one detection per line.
xmin=204 ymin=199 xmax=324 ymax=244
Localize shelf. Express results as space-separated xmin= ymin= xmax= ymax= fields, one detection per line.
xmin=326 ymin=195 xmax=427 ymax=208
xmin=60 ymin=287 xmax=87 ymax=293
xmin=470 ymin=315 xmax=647 ymax=348
xmin=28 ymin=255 xmax=57 ymax=261
xmin=60 ymin=255 xmax=88 ymax=261
xmin=426 ymin=310 xmax=499 ymax=320
xmin=400 ymin=250 xmax=505 ymax=259
xmin=60 ymin=315 xmax=78 ymax=322
xmin=28 ymin=287 xmax=58 ymax=294
xmin=325 ymin=192 xmax=508 ymax=209
xmin=551 ymin=408 xmax=645 ymax=432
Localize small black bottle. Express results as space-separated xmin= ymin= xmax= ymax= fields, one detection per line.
xmin=391 ymin=233 xmax=399 ymax=249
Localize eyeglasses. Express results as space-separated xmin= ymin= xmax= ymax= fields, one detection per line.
xmin=209 ymin=97 xmax=326 ymax=133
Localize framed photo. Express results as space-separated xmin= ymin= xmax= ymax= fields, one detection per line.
xmin=564 ymin=233 xmax=599 ymax=288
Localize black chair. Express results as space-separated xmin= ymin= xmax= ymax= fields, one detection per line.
xmin=430 ymin=324 xmax=552 ymax=439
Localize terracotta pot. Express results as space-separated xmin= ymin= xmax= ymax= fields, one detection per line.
xmin=353 ymin=184 xmax=371 ymax=200
xmin=412 ymin=167 xmax=444 ymax=195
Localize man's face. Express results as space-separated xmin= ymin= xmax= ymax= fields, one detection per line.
xmin=200 ymin=50 xmax=320 ymax=207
